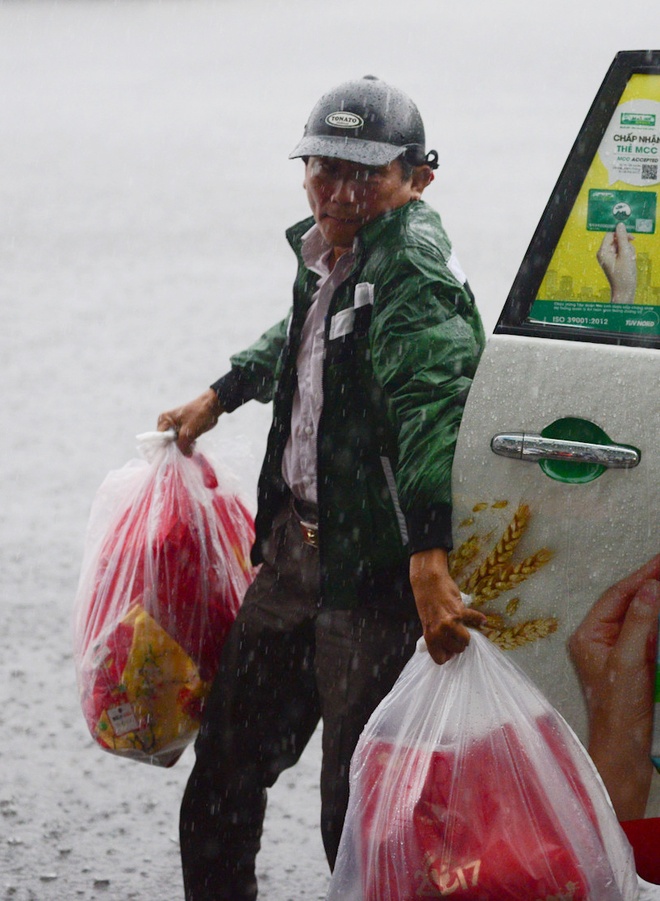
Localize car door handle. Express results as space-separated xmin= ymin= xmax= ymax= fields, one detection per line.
xmin=491 ymin=433 xmax=640 ymax=469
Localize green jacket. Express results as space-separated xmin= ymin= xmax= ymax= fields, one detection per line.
xmin=213 ymin=200 xmax=484 ymax=611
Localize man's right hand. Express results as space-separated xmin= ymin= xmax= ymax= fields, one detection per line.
xmin=157 ymin=388 xmax=225 ymax=456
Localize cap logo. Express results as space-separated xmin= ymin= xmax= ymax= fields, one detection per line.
xmin=325 ymin=111 xmax=363 ymax=129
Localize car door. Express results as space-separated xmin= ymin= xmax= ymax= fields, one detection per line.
xmin=452 ymin=50 xmax=660 ymax=816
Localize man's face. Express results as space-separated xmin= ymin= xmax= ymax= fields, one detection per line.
xmin=303 ymin=156 xmax=423 ymax=254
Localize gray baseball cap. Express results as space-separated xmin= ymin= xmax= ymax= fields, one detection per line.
xmin=289 ymin=76 xmax=437 ymax=168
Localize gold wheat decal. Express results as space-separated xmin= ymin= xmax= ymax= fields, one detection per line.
xmin=450 ymin=503 xmax=557 ymax=650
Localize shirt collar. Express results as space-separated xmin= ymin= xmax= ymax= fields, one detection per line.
xmin=301 ymin=223 xmax=356 ymax=277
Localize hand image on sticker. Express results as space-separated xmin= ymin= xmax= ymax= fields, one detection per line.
xmin=596 ymin=221 xmax=637 ymax=304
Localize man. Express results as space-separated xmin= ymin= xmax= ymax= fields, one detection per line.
xmin=158 ymin=75 xmax=486 ymax=900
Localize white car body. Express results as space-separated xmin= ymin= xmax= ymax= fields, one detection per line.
xmin=453 ymin=50 xmax=660 ymax=824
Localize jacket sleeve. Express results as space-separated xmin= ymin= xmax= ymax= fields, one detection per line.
xmin=211 ymin=314 xmax=290 ymax=412
xmin=369 ymin=257 xmax=484 ymax=553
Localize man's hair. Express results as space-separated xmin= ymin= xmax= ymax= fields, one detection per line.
xmin=399 ymin=155 xmax=415 ymax=181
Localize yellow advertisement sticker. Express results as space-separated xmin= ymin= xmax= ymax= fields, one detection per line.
xmin=529 ymin=74 xmax=660 ymax=336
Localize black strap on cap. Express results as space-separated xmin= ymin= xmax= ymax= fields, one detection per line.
xmin=403 ymin=145 xmax=439 ymax=169
xmin=425 ymin=149 xmax=439 ymax=170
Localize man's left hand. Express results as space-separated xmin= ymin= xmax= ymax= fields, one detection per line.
xmin=410 ymin=548 xmax=486 ymax=665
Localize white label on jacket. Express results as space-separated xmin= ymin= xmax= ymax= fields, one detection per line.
xmin=447 ymin=250 xmax=467 ymax=286
xmin=328 ymin=282 xmax=375 ymax=340
xmin=380 ymin=456 xmax=409 ymax=545
xmin=329 ymin=307 xmax=354 ymax=340
xmin=354 ymin=282 xmax=374 ymax=308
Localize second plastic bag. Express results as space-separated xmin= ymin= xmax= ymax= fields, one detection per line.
xmin=328 ymin=628 xmax=638 ymax=901
xmin=73 ymin=432 xmax=256 ymax=766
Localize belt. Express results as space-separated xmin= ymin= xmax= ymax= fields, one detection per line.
xmin=293 ymin=498 xmax=319 ymax=549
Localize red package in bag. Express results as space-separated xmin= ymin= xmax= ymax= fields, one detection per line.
xmin=328 ymin=628 xmax=639 ymax=900
xmin=73 ymin=432 xmax=255 ymax=766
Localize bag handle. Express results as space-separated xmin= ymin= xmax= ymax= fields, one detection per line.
xmin=135 ymin=429 xmax=177 ymax=444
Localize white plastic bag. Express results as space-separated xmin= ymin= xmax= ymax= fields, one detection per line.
xmin=328 ymin=629 xmax=638 ymax=900
xmin=73 ymin=432 xmax=255 ymax=766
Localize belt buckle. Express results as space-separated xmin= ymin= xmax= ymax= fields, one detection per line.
xmin=299 ymin=519 xmax=319 ymax=549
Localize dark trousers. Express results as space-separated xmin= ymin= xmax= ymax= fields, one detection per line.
xmin=180 ymin=504 xmax=421 ymax=900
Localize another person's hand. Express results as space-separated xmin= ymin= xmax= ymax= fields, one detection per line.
xmin=568 ymin=554 xmax=660 ymax=820
xmin=596 ymin=221 xmax=637 ymax=305
xmin=410 ymin=548 xmax=486 ymax=665
xmin=157 ymin=388 xmax=225 ymax=456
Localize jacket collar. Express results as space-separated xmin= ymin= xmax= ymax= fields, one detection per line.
xmin=286 ymin=201 xmax=427 ymax=266
xmin=355 ymin=200 xmax=422 ymax=250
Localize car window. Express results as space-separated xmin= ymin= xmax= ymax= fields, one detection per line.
xmin=497 ymin=51 xmax=660 ymax=349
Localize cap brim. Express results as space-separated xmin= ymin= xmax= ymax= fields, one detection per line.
xmin=289 ymin=135 xmax=404 ymax=167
